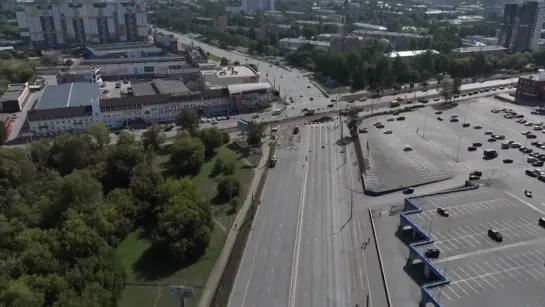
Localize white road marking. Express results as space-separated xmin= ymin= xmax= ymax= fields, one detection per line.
xmin=288 ymin=126 xmax=311 ymax=307
xmin=241 ymin=214 xmax=268 ymax=307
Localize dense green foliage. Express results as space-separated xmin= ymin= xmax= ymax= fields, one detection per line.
xmin=0 ymin=121 xmax=234 ymax=306
xmin=287 ymin=43 xmax=542 ymax=90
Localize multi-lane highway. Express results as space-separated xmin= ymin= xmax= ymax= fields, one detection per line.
xmin=229 ymin=119 xmax=373 ymax=307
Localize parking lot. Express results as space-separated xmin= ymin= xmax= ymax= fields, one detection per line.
xmin=358 ymin=118 xmax=454 ymax=193
xmin=409 ymin=188 xmax=545 ymax=258
xmin=428 ymin=242 xmax=545 ymax=307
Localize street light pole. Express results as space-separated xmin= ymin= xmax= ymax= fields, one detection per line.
xmin=422 ymin=114 xmax=428 ymax=139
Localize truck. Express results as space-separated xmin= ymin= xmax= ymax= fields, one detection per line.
xmin=269 ymin=155 xmax=277 ymax=168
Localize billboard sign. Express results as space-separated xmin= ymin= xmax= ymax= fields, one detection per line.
xmin=237 ymin=120 xmax=249 ymax=132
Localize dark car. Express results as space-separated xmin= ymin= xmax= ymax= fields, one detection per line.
xmin=488 ymin=229 xmax=503 ymax=242
xmin=462 ymin=123 xmax=471 ymax=127
xmin=538 ymin=217 xmax=545 ymax=228
xmin=527 ymin=134 xmax=537 ymax=139
xmin=469 ymin=174 xmax=480 ymax=180
xmin=471 ymin=171 xmax=483 ymax=177
xmin=533 ymin=161 xmax=544 ymax=167
xmin=437 ymin=207 xmax=450 ymax=217
xmin=488 ymin=138 xmax=497 ymax=142
xmin=450 ymin=118 xmax=460 ymax=122
xmin=503 ymin=159 xmax=514 ymax=164
xmin=526 ymin=169 xmax=538 ymax=177
xmin=473 ymin=142 xmax=482 ymax=147
xmin=468 ymin=146 xmax=477 ymax=151
xmin=396 ymin=116 xmax=406 ymax=121
xmin=437 ymin=117 xmax=443 ymax=121
xmin=403 ymin=187 xmax=415 ymax=194
xmin=425 ymin=248 xmax=441 ymax=258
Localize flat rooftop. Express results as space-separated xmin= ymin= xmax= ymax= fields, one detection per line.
xmin=35 ymin=83 xmax=99 ymax=110
xmin=520 ymin=74 xmax=545 ymax=82
xmin=0 ymin=84 xmax=26 ymax=102
xmin=131 ymin=79 xmax=189 ymax=96
xmin=203 ymin=66 xmax=257 ymax=78
xmin=452 ymin=45 xmax=507 ymax=53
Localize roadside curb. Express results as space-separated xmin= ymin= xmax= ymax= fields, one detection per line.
xmin=368 ymin=208 xmax=392 ymax=307
xmin=309 ymin=80 xmax=330 ymax=98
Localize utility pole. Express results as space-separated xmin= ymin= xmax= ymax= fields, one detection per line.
xmin=422 ymin=114 xmax=428 ymax=139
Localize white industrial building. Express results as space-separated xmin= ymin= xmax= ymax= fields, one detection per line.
xmin=16 ymin=1 xmax=148 ymax=49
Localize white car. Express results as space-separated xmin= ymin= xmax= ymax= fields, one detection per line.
xmin=403 ymin=145 xmax=413 ymax=151
xmin=384 ymin=130 xmax=393 ymax=134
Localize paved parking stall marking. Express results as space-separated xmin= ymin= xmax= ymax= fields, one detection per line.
xmin=414 ymin=198 xmax=518 ymax=220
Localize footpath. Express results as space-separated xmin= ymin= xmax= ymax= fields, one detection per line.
xmin=198 ymin=143 xmax=271 ymax=307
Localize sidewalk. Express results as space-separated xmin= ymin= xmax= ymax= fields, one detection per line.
xmin=198 ymin=143 xmax=271 ymax=307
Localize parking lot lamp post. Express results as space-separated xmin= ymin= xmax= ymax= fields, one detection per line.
xmin=422 ymin=115 xmax=429 ymax=139
xmin=455 ymin=134 xmax=462 ymax=162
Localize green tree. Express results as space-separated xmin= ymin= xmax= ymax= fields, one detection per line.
xmin=87 ymin=123 xmax=110 ymax=149
xmin=0 ymin=121 xmax=8 ymax=145
xmin=169 ymin=136 xmax=205 ymax=176
xmin=176 ymin=108 xmax=200 ymax=134
xmin=198 ymin=127 xmax=223 ymax=157
xmin=247 ymin=121 xmax=265 ymax=147
xmin=220 ymin=57 xmax=229 ymax=66
xmin=233 ymin=60 xmax=240 ymax=65
xmin=142 ymin=124 xmax=166 ymax=151
xmin=440 ymin=78 xmax=454 ymax=103
xmin=211 ymin=157 xmax=224 ymax=177
xmin=153 ymin=187 xmax=212 ymax=263
xmin=223 ymin=160 xmax=236 ymax=175
xmin=217 ymin=175 xmax=241 ymax=200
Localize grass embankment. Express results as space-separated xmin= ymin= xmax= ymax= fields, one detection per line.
xmin=117 ymin=145 xmax=257 ymax=307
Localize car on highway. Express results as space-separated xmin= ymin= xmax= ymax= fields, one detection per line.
xmin=425 ymin=248 xmax=440 ymax=258
xmin=437 ymin=207 xmax=449 ymax=217
xmin=437 ymin=117 xmax=443 ymax=121
xmin=473 ymin=125 xmax=482 ymax=129
xmin=396 ymin=116 xmax=405 ymax=121
xmin=403 ymin=145 xmax=413 ymax=151
xmin=488 ymin=229 xmax=503 ymax=242
xmin=384 ymin=130 xmax=393 ymax=134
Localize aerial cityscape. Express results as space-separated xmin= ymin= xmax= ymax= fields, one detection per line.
xmin=1 ymin=0 xmax=545 ymax=306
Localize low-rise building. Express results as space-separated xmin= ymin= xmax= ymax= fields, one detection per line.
xmin=278 ymin=38 xmax=330 ymax=53
xmin=25 ymin=79 xmax=273 ymax=136
xmin=451 ymin=45 xmax=507 ymax=56
xmin=385 ymin=49 xmax=439 ymax=59
xmin=83 ymin=43 xmax=165 ymax=59
xmin=353 ymin=23 xmax=387 ymax=31
xmin=56 ymin=67 xmax=102 ymax=85
xmin=516 ymin=74 xmax=545 ymax=103
xmin=329 ymin=34 xmax=362 ymax=53
xmin=201 ymin=66 xmax=260 ymax=87
xmin=0 ymin=83 xmax=30 ymax=113
xmin=154 ymin=34 xmax=180 ymax=53
xmin=352 ymin=30 xmax=426 ymax=49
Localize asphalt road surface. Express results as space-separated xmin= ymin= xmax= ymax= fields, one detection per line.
xmin=229 ymin=120 xmax=370 ymax=307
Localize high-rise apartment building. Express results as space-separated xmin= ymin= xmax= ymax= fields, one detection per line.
xmin=16 ymin=1 xmax=148 ymax=49
xmin=498 ymin=1 xmax=545 ymax=52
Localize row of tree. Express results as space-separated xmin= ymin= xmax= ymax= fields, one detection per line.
xmin=0 ymin=107 xmax=265 ymax=306
xmin=287 ymin=43 xmax=541 ymax=91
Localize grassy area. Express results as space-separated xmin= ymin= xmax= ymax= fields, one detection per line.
xmin=117 ymin=145 xmax=257 ymax=307
xmin=207 ymin=53 xmax=223 ymax=63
